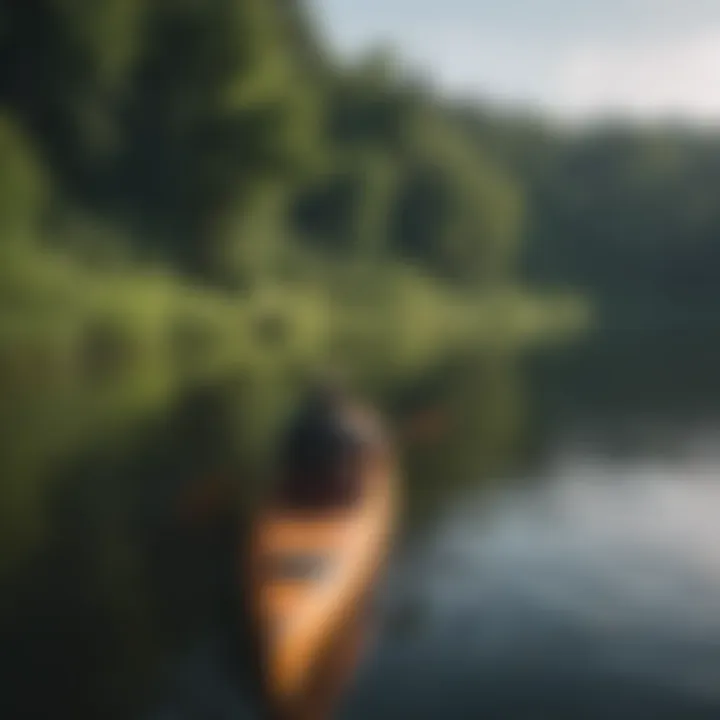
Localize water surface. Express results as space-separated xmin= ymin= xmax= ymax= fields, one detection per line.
xmin=4 ymin=337 xmax=720 ymax=719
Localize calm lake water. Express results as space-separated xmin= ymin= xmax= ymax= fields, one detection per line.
xmin=4 ymin=335 xmax=720 ymax=719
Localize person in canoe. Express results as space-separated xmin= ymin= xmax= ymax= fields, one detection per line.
xmin=277 ymin=375 xmax=388 ymax=509
xmin=248 ymin=377 xmax=397 ymax=719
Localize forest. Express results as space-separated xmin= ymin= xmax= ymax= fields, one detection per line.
xmin=1 ymin=0 xmax=715 ymax=374
xmin=0 ymin=0 xmax=573 ymax=377
xmin=455 ymin=107 xmax=720 ymax=328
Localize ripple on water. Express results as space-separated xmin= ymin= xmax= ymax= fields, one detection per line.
xmin=351 ymin=455 xmax=720 ymax=718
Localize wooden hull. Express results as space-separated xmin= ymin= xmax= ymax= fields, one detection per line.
xmin=247 ymin=459 xmax=396 ymax=719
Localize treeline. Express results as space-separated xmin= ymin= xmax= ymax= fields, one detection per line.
xmin=0 ymin=0 xmax=522 ymax=291
xmin=3 ymin=0 xmax=707 ymax=335
xmin=455 ymin=108 xmax=720 ymax=324
xmin=533 ymin=128 xmax=720 ymax=321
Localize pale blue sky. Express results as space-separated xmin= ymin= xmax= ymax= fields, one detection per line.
xmin=311 ymin=0 xmax=720 ymax=121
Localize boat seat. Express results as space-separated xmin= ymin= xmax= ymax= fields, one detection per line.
xmin=267 ymin=552 xmax=335 ymax=581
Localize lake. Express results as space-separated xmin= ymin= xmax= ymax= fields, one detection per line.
xmin=4 ymin=334 xmax=720 ymax=719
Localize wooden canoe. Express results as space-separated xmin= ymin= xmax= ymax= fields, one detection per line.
xmin=247 ymin=451 xmax=397 ymax=719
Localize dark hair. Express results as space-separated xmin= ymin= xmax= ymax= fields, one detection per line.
xmin=306 ymin=371 xmax=349 ymax=410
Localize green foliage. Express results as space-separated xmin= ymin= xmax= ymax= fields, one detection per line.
xmin=0 ymin=0 xmax=528 ymax=292
xmin=0 ymin=115 xmax=47 ymax=245
xmin=292 ymin=56 xmax=525 ymax=283
xmin=7 ymin=0 xmax=714 ymax=336
xmin=399 ymin=111 xmax=524 ymax=282
xmin=0 ymin=0 xmax=589 ymax=383
xmin=0 ymin=0 xmax=324 ymax=278
xmin=454 ymin=109 xmax=720 ymax=323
